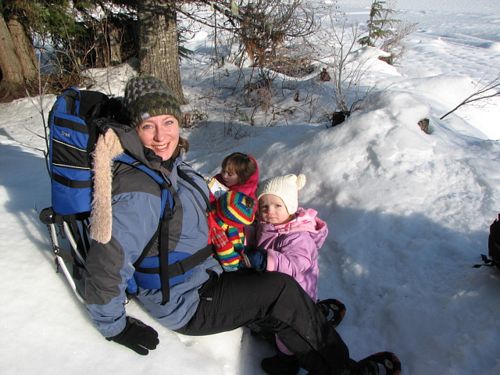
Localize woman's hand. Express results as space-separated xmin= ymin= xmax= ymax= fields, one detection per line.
xmin=107 ymin=317 xmax=159 ymax=355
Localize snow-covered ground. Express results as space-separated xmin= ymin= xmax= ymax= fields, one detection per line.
xmin=1 ymin=1 xmax=499 ymax=374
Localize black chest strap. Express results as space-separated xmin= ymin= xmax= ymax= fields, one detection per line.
xmin=135 ymin=244 xmax=213 ymax=278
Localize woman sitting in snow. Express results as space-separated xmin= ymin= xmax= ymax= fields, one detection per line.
xmin=84 ymin=75 xmax=401 ymax=375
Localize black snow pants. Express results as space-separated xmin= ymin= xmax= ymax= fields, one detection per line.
xmin=176 ymin=269 xmax=350 ymax=374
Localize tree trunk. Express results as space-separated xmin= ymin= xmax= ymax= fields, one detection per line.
xmin=7 ymin=16 xmax=37 ymax=83
xmin=109 ymin=26 xmax=122 ymax=65
xmin=0 ymin=14 xmax=24 ymax=84
xmin=138 ymin=0 xmax=186 ymax=104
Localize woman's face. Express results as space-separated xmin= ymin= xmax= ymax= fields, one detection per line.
xmin=136 ymin=114 xmax=180 ymax=161
xmin=258 ymin=194 xmax=292 ymax=225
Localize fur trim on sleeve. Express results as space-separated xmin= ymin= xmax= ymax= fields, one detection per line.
xmin=90 ymin=129 xmax=124 ymax=243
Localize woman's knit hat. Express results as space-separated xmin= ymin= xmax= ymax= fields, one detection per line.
xmin=257 ymin=174 xmax=306 ymax=214
xmin=123 ymin=75 xmax=182 ymax=127
xmin=216 ymin=191 xmax=256 ymax=228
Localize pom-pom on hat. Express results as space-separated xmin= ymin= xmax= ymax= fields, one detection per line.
xmin=124 ymin=75 xmax=182 ymax=127
xmin=216 ymin=191 xmax=256 ymax=228
xmin=257 ymin=174 xmax=306 ymax=214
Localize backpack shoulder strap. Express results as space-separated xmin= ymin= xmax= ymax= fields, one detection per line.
xmin=177 ymin=165 xmax=211 ymax=213
xmin=115 ymin=153 xmax=174 ymax=216
xmin=114 ymin=155 xmax=215 ymax=304
xmin=114 ymin=153 xmax=174 ymax=303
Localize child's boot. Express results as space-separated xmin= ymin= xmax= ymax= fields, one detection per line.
xmin=317 ymin=298 xmax=347 ymax=327
xmin=261 ymin=352 xmax=300 ymax=375
xmin=352 ymin=352 xmax=401 ymax=375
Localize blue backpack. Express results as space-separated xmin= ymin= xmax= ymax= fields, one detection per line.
xmin=43 ymin=87 xmax=211 ymax=304
xmin=48 ymin=87 xmax=110 ymax=215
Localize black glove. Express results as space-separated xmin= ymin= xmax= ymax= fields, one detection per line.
xmin=246 ymin=248 xmax=267 ymax=271
xmin=107 ymin=317 xmax=159 ymax=355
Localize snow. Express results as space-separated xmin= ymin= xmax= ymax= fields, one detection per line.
xmin=1 ymin=1 xmax=499 ymax=374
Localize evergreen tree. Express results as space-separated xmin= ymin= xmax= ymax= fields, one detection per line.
xmin=358 ymin=0 xmax=398 ymax=47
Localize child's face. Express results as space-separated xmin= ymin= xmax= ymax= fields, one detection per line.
xmin=258 ymin=194 xmax=292 ymax=225
xmin=221 ymin=168 xmax=239 ymax=187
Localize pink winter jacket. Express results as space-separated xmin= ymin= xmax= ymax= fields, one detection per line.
xmin=256 ymin=208 xmax=328 ymax=300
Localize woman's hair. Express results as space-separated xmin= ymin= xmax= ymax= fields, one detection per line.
xmin=221 ymin=152 xmax=256 ymax=184
xmin=172 ymin=137 xmax=189 ymax=159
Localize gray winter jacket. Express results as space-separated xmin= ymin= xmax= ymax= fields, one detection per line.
xmin=84 ymin=125 xmax=221 ymax=338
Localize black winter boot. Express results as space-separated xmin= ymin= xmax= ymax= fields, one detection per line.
xmin=261 ymin=352 xmax=300 ymax=375
xmin=317 ymin=298 xmax=346 ymax=327
xmin=353 ymin=352 xmax=401 ymax=375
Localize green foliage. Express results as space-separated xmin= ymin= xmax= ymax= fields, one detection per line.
xmin=358 ymin=0 xmax=398 ymax=47
xmin=44 ymin=7 xmax=86 ymax=45
xmin=178 ymin=30 xmax=194 ymax=60
xmin=2 ymin=1 xmax=78 ymax=39
xmin=2 ymin=1 xmax=87 ymax=70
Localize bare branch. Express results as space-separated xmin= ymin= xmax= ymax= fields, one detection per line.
xmin=316 ymin=13 xmax=368 ymax=113
xmin=440 ymin=77 xmax=500 ymax=120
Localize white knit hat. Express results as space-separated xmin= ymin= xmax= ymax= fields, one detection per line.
xmin=257 ymin=174 xmax=306 ymax=214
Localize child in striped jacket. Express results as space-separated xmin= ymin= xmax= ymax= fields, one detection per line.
xmin=208 ymin=152 xmax=259 ymax=271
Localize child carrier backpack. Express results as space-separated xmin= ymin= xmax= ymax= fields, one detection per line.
xmin=40 ymin=87 xmax=211 ymax=304
xmin=47 ymin=88 xmax=111 ymax=216
xmin=474 ymin=213 xmax=500 ymax=269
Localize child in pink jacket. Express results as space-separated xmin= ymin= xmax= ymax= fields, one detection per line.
xmin=248 ymin=173 xmax=326 ymax=301
xmin=246 ymin=174 xmax=344 ymax=373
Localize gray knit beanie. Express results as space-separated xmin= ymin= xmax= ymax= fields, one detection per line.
xmin=124 ymin=75 xmax=182 ymax=127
